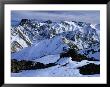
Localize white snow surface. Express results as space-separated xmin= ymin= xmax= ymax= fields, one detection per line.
xmin=12 ymin=36 xmax=69 ymax=60
xmin=88 ymin=52 xmax=100 ymax=60
xmin=33 ymin=55 xmax=60 ymax=64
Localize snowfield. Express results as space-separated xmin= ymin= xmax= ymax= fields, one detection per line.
xmin=34 ymin=55 xmax=60 ymax=64
xmin=12 ymin=36 xmax=69 ymax=60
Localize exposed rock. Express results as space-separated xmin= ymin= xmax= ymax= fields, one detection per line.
xmin=60 ymin=48 xmax=87 ymax=62
xmin=78 ymin=63 xmax=100 ymax=75
xmin=19 ymin=19 xmax=31 ymax=26
xmin=11 ymin=59 xmax=56 ymax=73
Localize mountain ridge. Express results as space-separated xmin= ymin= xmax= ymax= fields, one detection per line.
xmin=11 ymin=19 xmax=100 ymax=61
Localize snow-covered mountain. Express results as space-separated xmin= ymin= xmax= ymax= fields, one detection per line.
xmin=11 ymin=19 xmax=100 ymax=58
xmin=11 ymin=19 xmax=100 ymax=77
xmin=11 ymin=19 xmax=100 ymax=52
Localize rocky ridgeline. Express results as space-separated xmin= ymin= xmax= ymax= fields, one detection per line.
xmin=11 ymin=19 xmax=100 ymax=52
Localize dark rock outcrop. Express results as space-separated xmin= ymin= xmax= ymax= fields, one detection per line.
xmin=78 ymin=63 xmax=100 ymax=75
xmin=19 ymin=19 xmax=31 ymax=26
xmin=60 ymin=48 xmax=87 ymax=62
xmin=11 ymin=59 xmax=56 ymax=73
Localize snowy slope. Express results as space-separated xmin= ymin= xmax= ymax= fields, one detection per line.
xmin=11 ymin=36 xmax=69 ymax=60
xmin=33 ymin=55 xmax=60 ymax=64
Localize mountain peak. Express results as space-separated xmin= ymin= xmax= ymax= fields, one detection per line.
xmin=19 ymin=19 xmax=31 ymax=26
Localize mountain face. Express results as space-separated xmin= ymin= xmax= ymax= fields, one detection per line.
xmin=11 ymin=19 xmax=100 ymax=76
xmin=11 ymin=19 xmax=100 ymax=52
xmin=11 ymin=19 xmax=100 ymax=59
xmin=11 ymin=26 xmax=32 ymax=53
